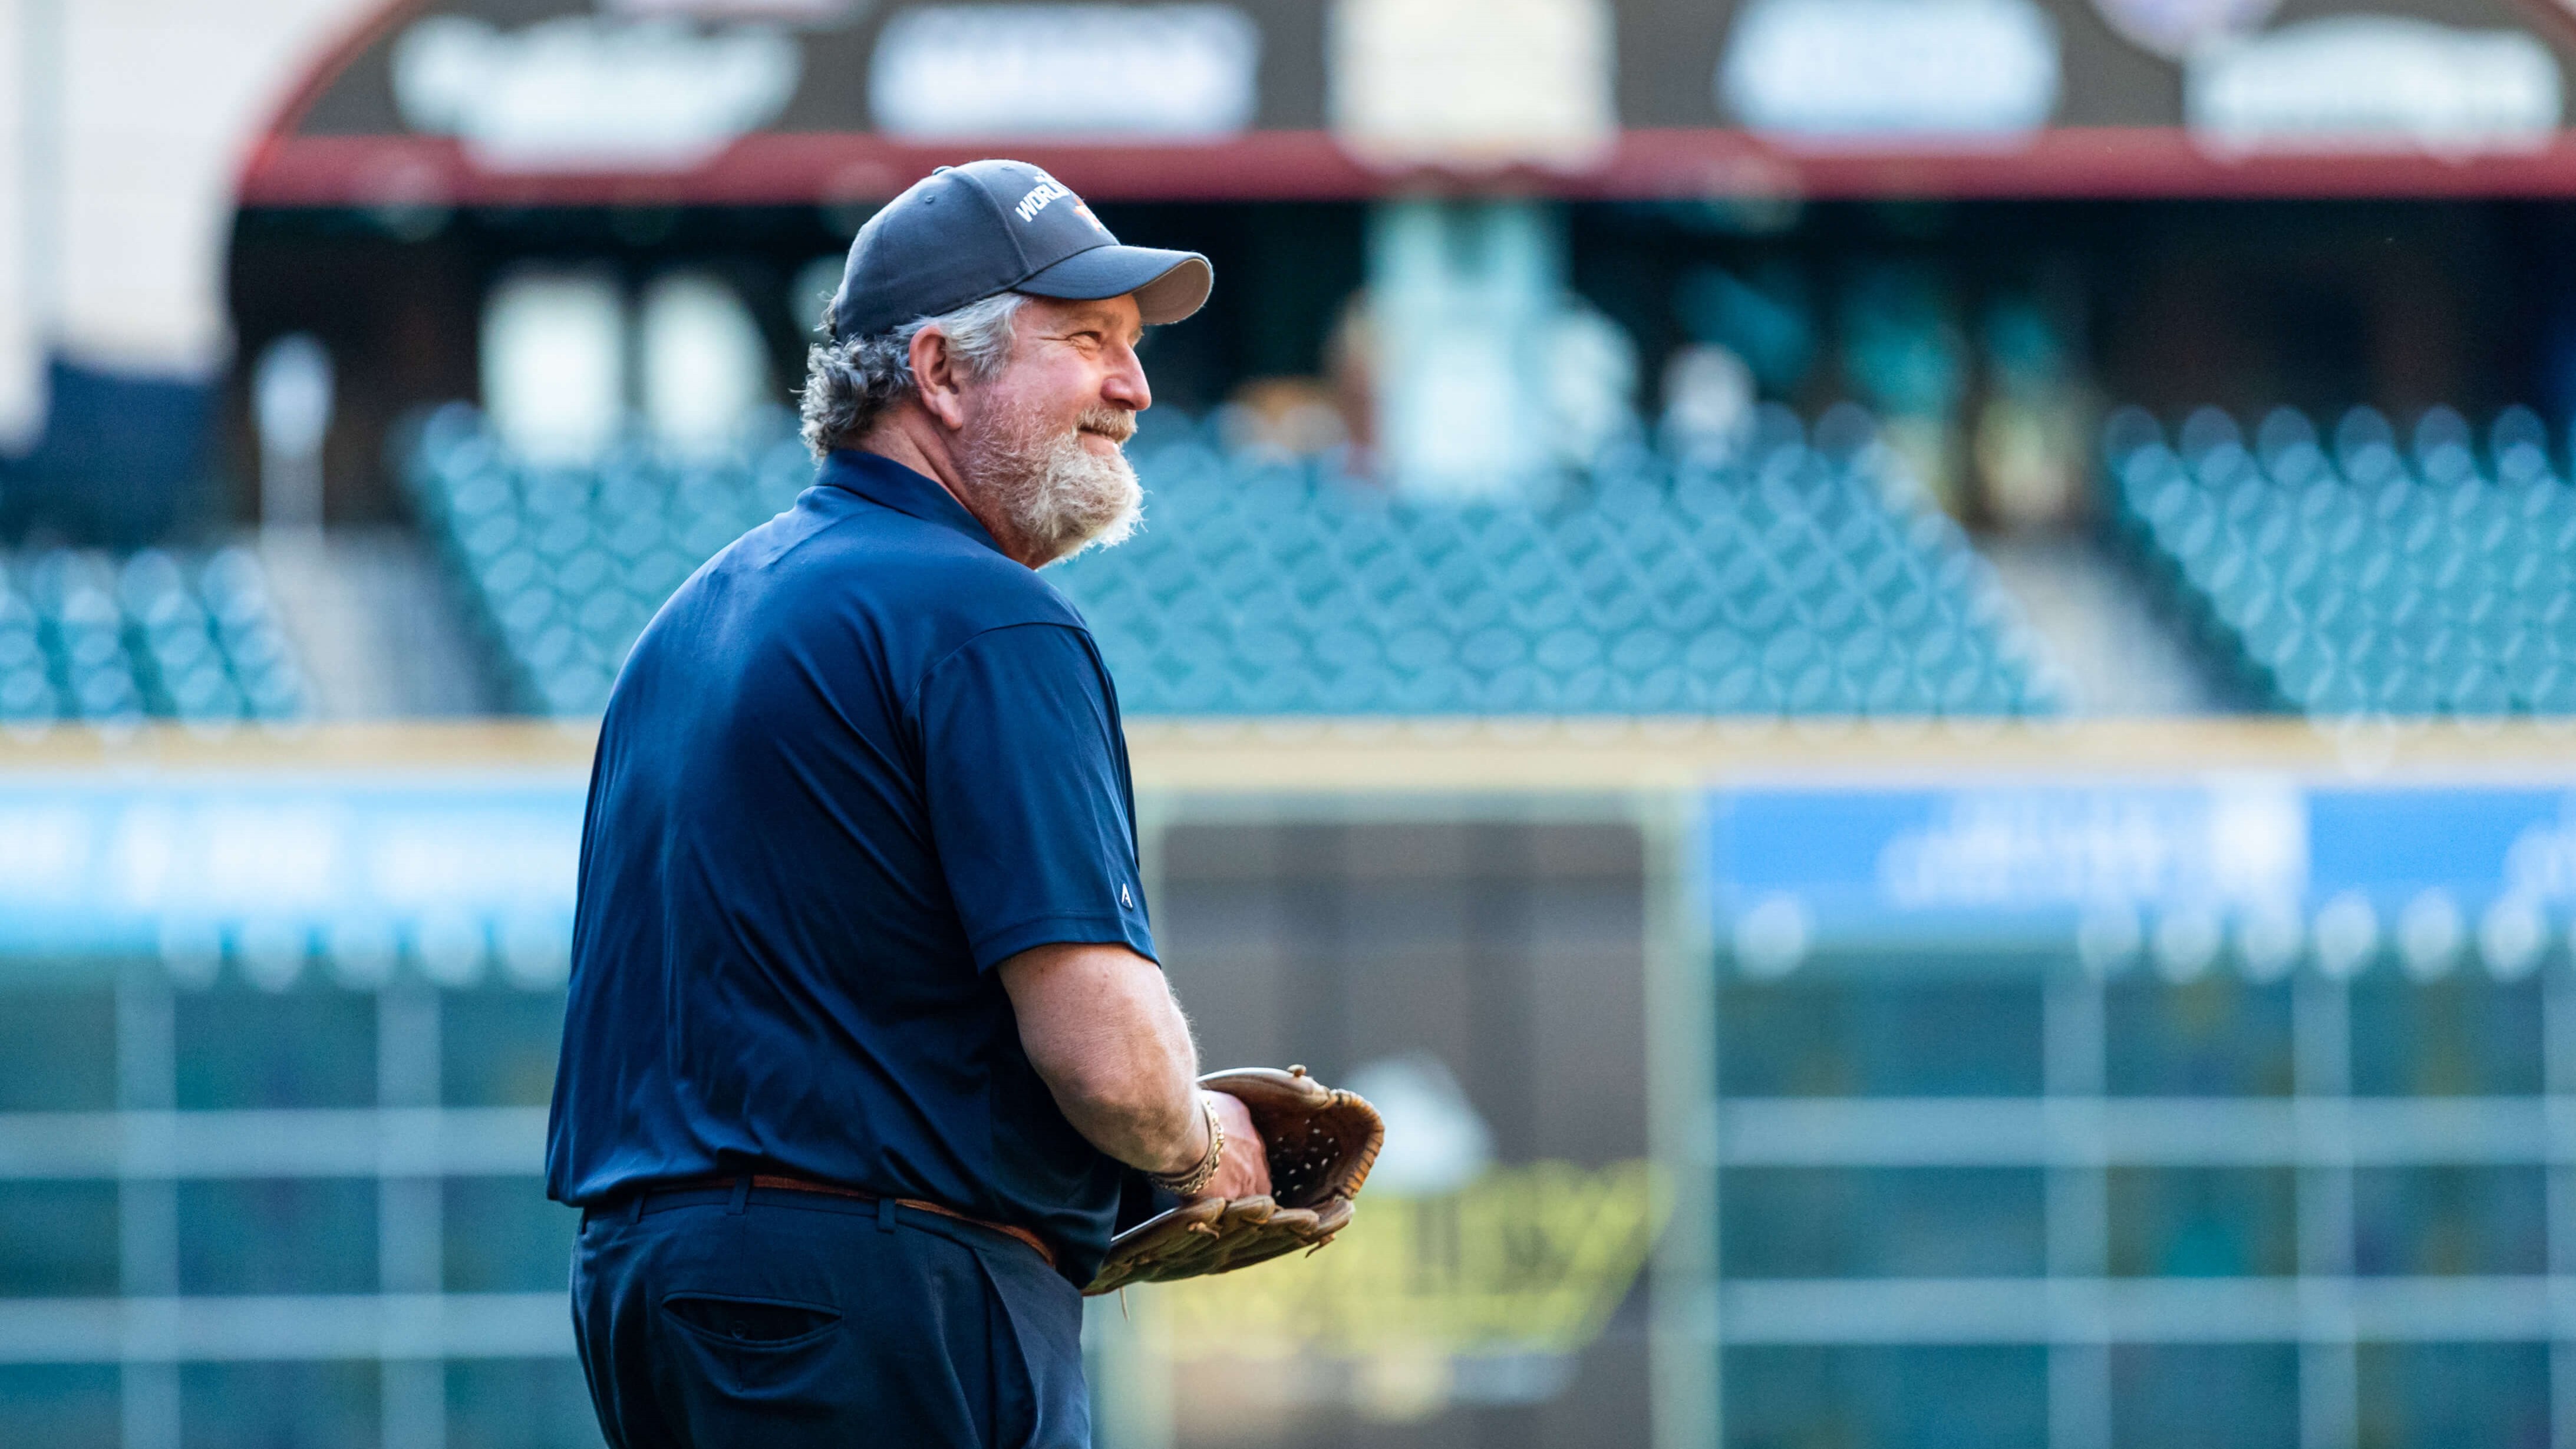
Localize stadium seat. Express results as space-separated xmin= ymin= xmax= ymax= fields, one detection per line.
xmin=2108 ymin=404 xmax=2576 ymax=717
xmin=407 ymin=401 xmax=2057 ymax=719
xmin=0 ymin=545 xmax=305 ymax=727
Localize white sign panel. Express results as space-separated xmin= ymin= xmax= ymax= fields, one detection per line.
xmin=2089 ymin=0 xmax=2278 ymax=61
xmin=1330 ymin=0 xmax=1618 ymax=170
xmin=1719 ymin=0 xmax=2060 ymax=147
xmin=392 ymin=15 xmax=803 ymax=171
xmin=870 ymin=5 xmax=1259 ymax=141
xmin=606 ymin=0 xmax=863 ymax=18
xmin=1874 ymin=784 xmax=2308 ymax=910
xmin=2188 ymin=19 xmax=2561 ymax=160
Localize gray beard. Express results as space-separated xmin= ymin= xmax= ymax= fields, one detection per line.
xmin=961 ymin=403 xmax=1143 ymax=566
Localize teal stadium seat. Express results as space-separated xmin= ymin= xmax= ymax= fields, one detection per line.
xmin=407 ymin=402 xmax=2056 ymax=719
xmin=2109 ymin=402 xmax=2576 ymax=717
xmin=0 ymin=546 xmax=304 ymax=727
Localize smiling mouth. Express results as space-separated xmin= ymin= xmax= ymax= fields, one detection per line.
xmin=1074 ymin=406 xmax=1137 ymax=445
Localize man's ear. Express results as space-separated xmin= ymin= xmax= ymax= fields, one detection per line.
xmin=909 ymin=325 xmax=972 ymax=431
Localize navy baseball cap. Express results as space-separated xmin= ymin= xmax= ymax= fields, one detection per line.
xmin=828 ymin=159 xmax=1212 ymax=341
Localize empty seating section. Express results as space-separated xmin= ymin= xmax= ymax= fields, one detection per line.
xmin=408 ymin=402 xmax=2054 ymax=718
xmin=2109 ymin=404 xmax=2576 ymax=716
xmin=1056 ymin=411 xmax=2052 ymax=714
xmin=0 ymin=546 xmax=306 ymax=725
xmin=405 ymin=405 xmax=813 ymax=716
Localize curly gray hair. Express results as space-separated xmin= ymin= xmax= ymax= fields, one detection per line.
xmin=797 ymin=291 xmax=1029 ymax=459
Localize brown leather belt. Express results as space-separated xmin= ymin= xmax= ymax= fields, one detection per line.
xmin=652 ymin=1173 xmax=1058 ymax=1272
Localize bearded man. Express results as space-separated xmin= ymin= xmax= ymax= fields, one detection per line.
xmin=546 ymin=160 xmax=1267 ymax=1449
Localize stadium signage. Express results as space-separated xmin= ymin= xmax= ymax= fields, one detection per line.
xmin=870 ymin=5 xmax=1262 ymax=141
xmin=0 ymin=778 xmax=585 ymax=958
xmin=389 ymin=13 xmax=804 ymax=171
xmin=1709 ymin=783 xmax=2576 ymax=964
xmin=2184 ymin=19 xmax=2563 ymax=160
xmin=7 ymin=773 xmax=2570 ymax=972
xmin=1328 ymin=0 xmax=1618 ymax=170
xmin=248 ymin=0 xmax=2576 ymax=200
xmin=2084 ymin=0 xmax=2274 ymax=60
xmin=608 ymin=0 xmax=863 ymax=14
xmin=1717 ymin=0 xmax=2062 ymax=147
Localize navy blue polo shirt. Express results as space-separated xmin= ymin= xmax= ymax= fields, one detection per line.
xmin=543 ymin=448 xmax=1156 ymax=1286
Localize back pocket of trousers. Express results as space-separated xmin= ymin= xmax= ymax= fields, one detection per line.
xmin=662 ymin=1293 xmax=841 ymax=1346
xmin=659 ymin=1294 xmax=848 ymax=1414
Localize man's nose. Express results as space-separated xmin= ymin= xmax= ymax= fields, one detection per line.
xmin=1102 ymin=342 xmax=1150 ymax=413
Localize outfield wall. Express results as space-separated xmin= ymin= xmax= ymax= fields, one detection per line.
xmin=0 ymin=719 xmax=2570 ymax=1449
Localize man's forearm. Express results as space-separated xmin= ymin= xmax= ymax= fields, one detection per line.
xmin=1052 ymin=1073 xmax=1207 ymax=1176
xmin=998 ymin=941 xmax=1207 ymax=1173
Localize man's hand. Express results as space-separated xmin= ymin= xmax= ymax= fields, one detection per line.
xmin=1202 ymin=1090 xmax=1270 ymax=1200
xmin=1081 ymin=1066 xmax=1384 ymax=1295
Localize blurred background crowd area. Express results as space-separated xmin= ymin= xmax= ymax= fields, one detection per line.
xmin=5 ymin=3 xmax=2576 ymax=1449
xmin=148 ymin=191 xmax=2576 ymax=724
xmin=18 ymin=0 xmax=2576 ymax=728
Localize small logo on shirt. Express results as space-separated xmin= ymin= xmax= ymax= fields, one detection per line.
xmin=1119 ymin=883 xmax=1135 ymax=910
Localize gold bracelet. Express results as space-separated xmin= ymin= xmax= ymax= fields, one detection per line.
xmin=1148 ymin=1092 xmax=1223 ymax=1196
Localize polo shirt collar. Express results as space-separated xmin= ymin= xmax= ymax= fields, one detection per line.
xmin=817 ymin=449 xmax=1006 ymax=556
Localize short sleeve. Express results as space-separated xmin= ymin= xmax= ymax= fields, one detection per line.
xmin=917 ymin=623 xmax=1157 ymax=971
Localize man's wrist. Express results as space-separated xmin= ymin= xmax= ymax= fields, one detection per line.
xmin=1147 ymin=1092 xmax=1223 ymax=1196
xmin=1149 ymin=1100 xmax=1205 ymax=1176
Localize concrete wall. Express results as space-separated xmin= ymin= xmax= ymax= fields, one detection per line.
xmin=0 ymin=0 xmax=375 ymax=527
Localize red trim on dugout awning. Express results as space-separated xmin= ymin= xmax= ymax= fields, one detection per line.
xmin=1614 ymin=128 xmax=2576 ymax=200
xmin=236 ymin=127 xmax=2576 ymax=209
xmin=247 ymin=0 xmax=437 ymax=162
xmin=237 ymin=131 xmax=1385 ymax=207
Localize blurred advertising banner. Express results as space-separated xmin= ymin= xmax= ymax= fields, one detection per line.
xmin=1139 ymin=817 xmax=1655 ymax=1442
xmin=0 ymin=775 xmax=584 ymax=962
xmin=1143 ymin=1160 xmax=1664 ymax=1420
xmin=1711 ymin=781 xmax=2576 ymax=968
xmin=245 ymin=0 xmax=2576 ymax=203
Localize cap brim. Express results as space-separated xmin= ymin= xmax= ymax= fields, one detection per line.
xmin=1017 ymin=245 xmax=1212 ymax=325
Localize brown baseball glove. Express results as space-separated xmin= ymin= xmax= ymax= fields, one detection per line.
xmin=1083 ymin=1065 xmax=1384 ymax=1296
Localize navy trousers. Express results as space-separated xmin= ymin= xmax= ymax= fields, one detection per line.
xmin=570 ymin=1181 xmax=1090 ymax=1449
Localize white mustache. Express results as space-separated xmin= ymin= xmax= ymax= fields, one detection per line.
xmin=1076 ymin=409 xmax=1136 ymax=445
